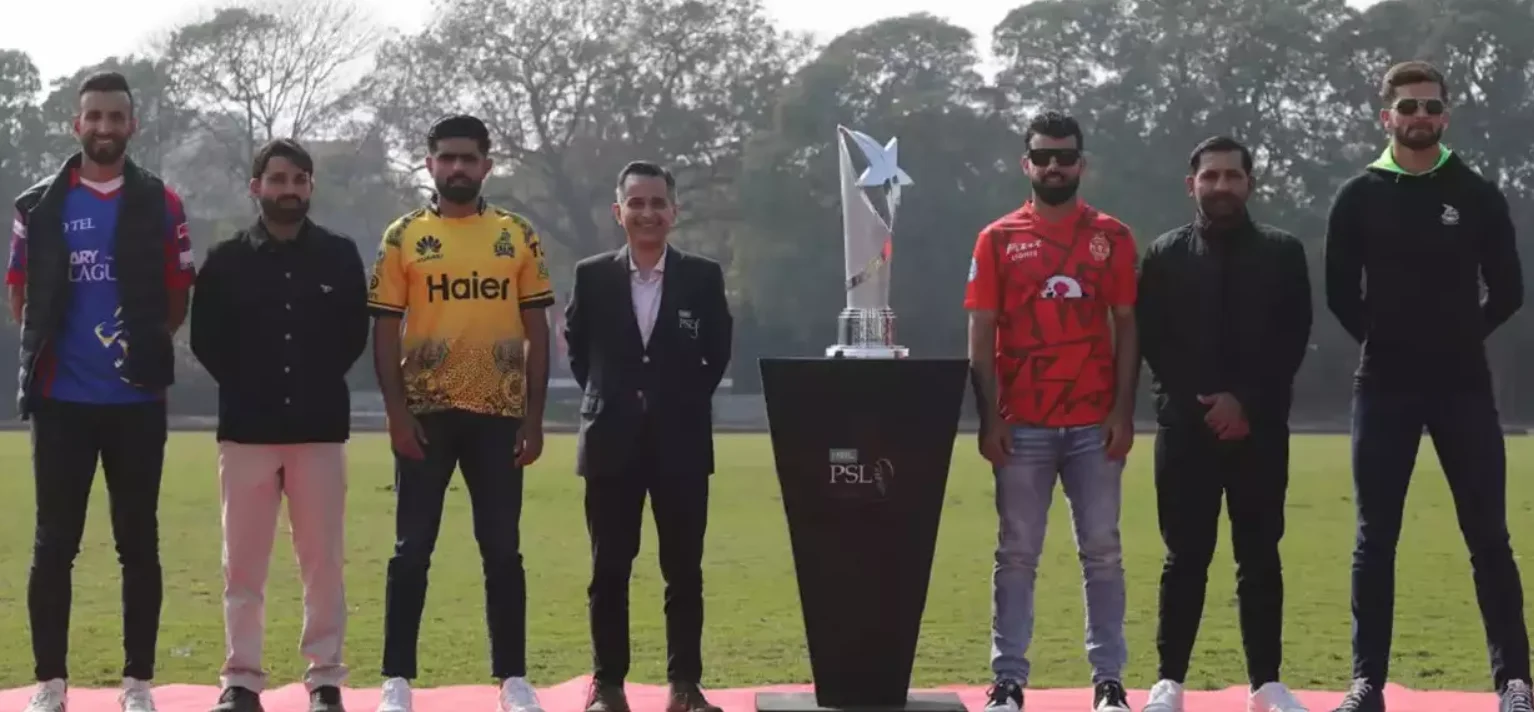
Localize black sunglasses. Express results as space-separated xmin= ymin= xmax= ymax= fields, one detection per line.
xmin=1394 ymin=98 xmax=1446 ymax=116
xmin=1028 ymin=148 xmax=1082 ymax=167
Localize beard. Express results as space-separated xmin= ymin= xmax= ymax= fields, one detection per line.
xmin=1197 ymin=192 xmax=1246 ymax=223
xmin=81 ymin=133 xmax=127 ymax=164
xmin=435 ymin=175 xmax=483 ymax=205
xmin=1395 ymin=124 xmax=1442 ymax=151
xmin=260 ymin=196 xmax=309 ymax=225
xmin=1030 ymin=174 xmax=1079 ymax=206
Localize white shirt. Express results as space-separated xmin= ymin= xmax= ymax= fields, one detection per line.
xmin=629 ymin=246 xmax=667 ymax=346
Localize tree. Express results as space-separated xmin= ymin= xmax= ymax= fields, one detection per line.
xmin=160 ymin=0 xmax=381 ymax=176
xmin=0 ymin=50 xmax=48 ymax=203
xmin=367 ymin=0 xmax=805 ymax=262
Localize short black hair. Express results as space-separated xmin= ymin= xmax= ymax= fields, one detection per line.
xmin=1023 ymin=110 xmax=1083 ymax=151
xmin=251 ymin=138 xmax=314 ymax=180
xmin=1381 ymin=60 xmax=1448 ymax=103
xmin=427 ymin=114 xmax=491 ymax=155
xmin=1188 ymin=135 xmax=1254 ymax=174
xmin=79 ymin=71 xmax=134 ymax=112
xmin=615 ymin=161 xmax=676 ymax=200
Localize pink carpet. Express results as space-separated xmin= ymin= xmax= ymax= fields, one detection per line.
xmin=0 ymin=676 xmax=1494 ymax=711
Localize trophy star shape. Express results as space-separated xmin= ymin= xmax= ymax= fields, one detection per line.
xmin=843 ymin=130 xmax=914 ymax=225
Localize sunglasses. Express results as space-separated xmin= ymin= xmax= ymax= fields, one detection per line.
xmin=1394 ymin=98 xmax=1445 ymax=116
xmin=1027 ymin=148 xmax=1082 ymax=167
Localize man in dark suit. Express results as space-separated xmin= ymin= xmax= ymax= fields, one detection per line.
xmin=562 ymin=160 xmax=732 ymax=712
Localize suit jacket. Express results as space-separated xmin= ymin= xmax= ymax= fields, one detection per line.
xmin=563 ymin=245 xmax=733 ymax=479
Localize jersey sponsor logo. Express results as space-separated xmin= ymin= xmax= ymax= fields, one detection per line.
xmin=69 ymin=249 xmax=116 ymax=283
xmin=1039 ymin=274 xmax=1084 ymax=299
xmin=63 ymin=217 xmax=97 ymax=233
xmin=1006 ymin=239 xmax=1041 ymax=261
xmin=426 ymin=272 xmax=512 ymax=302
xmin=415 ymin=235 xmax=444 ymax=261
xmin=967 ymin=257 xmax=977 ymax=282
xmin=11 ymin=217 xmax=25 ymax=241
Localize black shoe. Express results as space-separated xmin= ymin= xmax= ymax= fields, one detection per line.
xmin=983 ymin=680 xmax=1023 ymax=712
xmin=211 ymin=687 xmax=263 ymax=712
xmin=1330 ymin=678 xmax=1384 ymax=712
xmin=586 ymin=681 xmax=630 ymax=712
xmin=666 ymin=682 xmax=723 ymax=712
xmin=1092 ymin=680 xmax=1130 ymax=712
xmin=1502 ymin=680 xmax=1533 ymax=712
xmin=309 ymin=686 xmax=344 ymax=712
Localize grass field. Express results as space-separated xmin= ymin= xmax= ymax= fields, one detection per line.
xmin=0 ymin=432 xmax=1530 ymax=693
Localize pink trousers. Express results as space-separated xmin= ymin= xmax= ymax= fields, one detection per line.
xmin=218 ymin=442 xmax=348 ymax=692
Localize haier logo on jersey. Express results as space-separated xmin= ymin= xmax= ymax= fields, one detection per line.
xmin=426 ymin=272 xmax=512 ymax=302
xmin=69 ymin=250 xmax=115 ymax=283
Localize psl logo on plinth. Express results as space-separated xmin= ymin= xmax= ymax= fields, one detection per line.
xmin=827 ymin=448 xmax=894 ymax=500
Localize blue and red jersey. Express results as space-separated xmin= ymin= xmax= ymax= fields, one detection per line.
xmin=8 ymin=171 xmax=196 ymax=403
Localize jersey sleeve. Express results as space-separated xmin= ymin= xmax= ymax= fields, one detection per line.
xmin=163 ymin=188 xmax=196 ymax=290
xmin=1102 ymin=225 xmax=1139 ymax=307
xmin=516 ymin=223 xmax=555 ymax=309
xmin=962 ymin=227 xmax=999 ymax=310
xmin=367 ymin=221 xmax=408 ymax=316
xmin=7 ymin=210 xmax=26 ymax=287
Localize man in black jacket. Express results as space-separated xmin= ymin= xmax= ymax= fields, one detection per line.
xmin=9 ymin=71 xmax=195 ymax=712
xmin=1323 ymin=61 xmax=1531 ymax=712
xmin=1138 ymin=136 xmax=1312 ymax=712
xmin=190 ymin=138 xmax=368 ymax=712
xmin=562 ymin=161 xmax=731 ymax=712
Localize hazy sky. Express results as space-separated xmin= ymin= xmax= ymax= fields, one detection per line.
xmin=5 ymin=0 xmax=1379 ymax=87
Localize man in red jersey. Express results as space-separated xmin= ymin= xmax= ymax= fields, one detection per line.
xmin=965 ymin=111 xmax=1139 ymax=712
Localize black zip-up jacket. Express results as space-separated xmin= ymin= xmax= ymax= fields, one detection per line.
xmin=1138 ymin=215 xmax=1313 ymax=427
xmin=1324 ymin=148 xmax=1522 ymax=388
xmin=189 ymin=220 xmax=369 ymax=444
xmin=14 ymin=154 xmax=175 ymax=417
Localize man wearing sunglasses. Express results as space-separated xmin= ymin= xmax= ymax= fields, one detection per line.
xmin=967 ymin=111 xmax=1139 ymax=712
xmin=1324 ymin=60 xmax=1531 ymax=712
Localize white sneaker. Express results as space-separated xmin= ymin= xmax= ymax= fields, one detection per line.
xmin=23 ymin=680 xmax=66 ymax=712
xmin=119 ymin=678 xmax=156 ymax=712
xmin=498 ymin=678 xmax=544 ymax=712
xmin=1249 ymin=682 xmax=1307 ymax=712
xmin=1142 ymin=680 xmax=1184 ymax=712
xmin=377 ymin=678 xmax=412 ymax=712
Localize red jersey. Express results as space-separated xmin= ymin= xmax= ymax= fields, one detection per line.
xmin=963 ymin=200 xmax=1137 ymax=427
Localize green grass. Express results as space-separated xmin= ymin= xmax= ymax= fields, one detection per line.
xmin=0 ymin=433 xmax=1529 ymax=692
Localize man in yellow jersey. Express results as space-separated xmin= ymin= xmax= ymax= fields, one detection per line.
xmin=366 ymin=115 xmax=555 ymax=712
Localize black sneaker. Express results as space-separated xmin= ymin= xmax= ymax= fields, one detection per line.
xmin=1330 ymin=678 xmax=1383 ymax=712
xmin=210 ymin=687 xmax=263 ymax=712
xmin=983 ymin=679 xmax=1023 ymax=712
xmin=309 ymin=686 xmax=344 ymax=712
xmin=1502 ymin=680 xmax=1534 ymax=712
xmin=1093 ymin=680 xmax=1130 ymax=712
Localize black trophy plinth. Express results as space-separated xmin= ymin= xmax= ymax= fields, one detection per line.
xmin=755 ymin=357 xmax=969 ymax=712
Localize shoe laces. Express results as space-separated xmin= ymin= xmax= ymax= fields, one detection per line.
xmin=1505 ymin=681 xmax=1534 ymax=712
xmin=29 ymin=683 xmax=64 ymax=709
xmin=987 ymin=680 xmax=1021 ymax=705
xmin=1339 ymin=680 xmax=1373 ymax=708
xmin=1097 ymin=680 xmax=1129 ymax=705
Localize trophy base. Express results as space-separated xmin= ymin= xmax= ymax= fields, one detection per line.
xmin=826 ymin=344 xmax=909 ymax=359
xmin=829 ymin=307 xmax=905 ymax=358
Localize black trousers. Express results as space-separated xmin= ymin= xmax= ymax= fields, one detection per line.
xmin=1350 ymin=384 xmax=1530 ymax=691
xmin=585 ymin=426 xmax=710 ymax=685
xmin=1153 ymin=421 xmax=1288 ymax=687
xmin=28 ymin=397 xmax=167 ymax=682
xmin=382 ymin=409 xmax=526 ymax=680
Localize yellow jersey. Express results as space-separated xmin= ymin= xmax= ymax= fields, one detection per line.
xmin=367 ymin=200 xmax=555 ymax=418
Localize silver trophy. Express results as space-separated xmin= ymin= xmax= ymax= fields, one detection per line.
xmin=826 ymin=125 xmax=913 ymax=359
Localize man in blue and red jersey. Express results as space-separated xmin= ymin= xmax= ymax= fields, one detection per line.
xmin=965 ymin=110 xmax=1139 ymax=712
xmin=7 ymin=71 xmax=195 ymax=712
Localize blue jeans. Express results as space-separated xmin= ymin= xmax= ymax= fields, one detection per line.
xmin=990 ymin=424 xmax=1128 ymax=686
